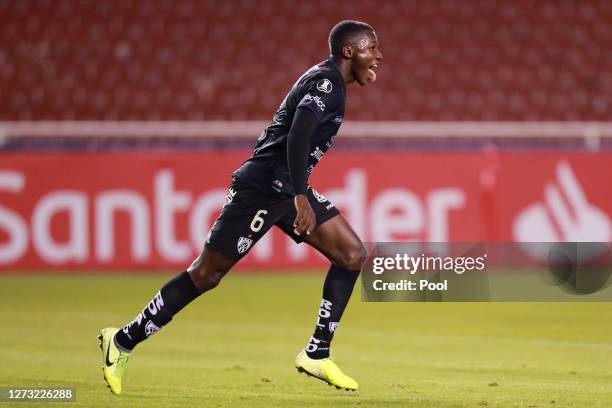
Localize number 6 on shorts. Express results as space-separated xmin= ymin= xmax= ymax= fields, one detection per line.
xmin=250 ymin=209 xmax=268 ymax=232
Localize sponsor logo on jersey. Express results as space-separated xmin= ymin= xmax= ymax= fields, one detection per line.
xmin=303 ymin=93 xmax=325 ymax=112
xmin=317 ymin=78 xmax=333 ymax=93
xmin=144 ymin=320 xmax=161 ymax=337
xmin=237 ymin=236 xmax=253 ymax=254
xmin=329 ymin=322 xmax=339 ymax=333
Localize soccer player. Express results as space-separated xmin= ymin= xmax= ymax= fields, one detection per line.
xmin=99 ymin=20 xmax=382 ymax=394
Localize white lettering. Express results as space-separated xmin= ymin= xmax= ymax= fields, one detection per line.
xmin=427 ymin=189 xmax=465 ymax=242
xmin=306 ymin=336 xmax=320 ymax=352
xmin=302 ymin=93 xmax=326 ymax=111
xmin=0 ymin=171 xmax=28 ymax=264
xmin=0 ymin=167 xmax=468 ymax=268
xmin=371 ymin=189 xmax=423 ymax=241
xmin=32 ymin=191 xmax=88 ymax=263
xmin=96 ymin=191 xmax=151 ymax=262
xmin=154 ymin=291 xmax=164 ymax=309
xmin=155 ymin=170 xmax=191 ymax=262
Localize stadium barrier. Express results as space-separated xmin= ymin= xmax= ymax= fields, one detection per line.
xmin=1 ymin=149 xmax=610 ymax=270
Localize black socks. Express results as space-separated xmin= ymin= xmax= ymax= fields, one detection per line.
xmin=113 ymin=267 xmax=358 ymax=357
xmin=114 ymin=271 xmax=201 ymax=352
xmin=306 ymin=265 xmax=359 ymax=359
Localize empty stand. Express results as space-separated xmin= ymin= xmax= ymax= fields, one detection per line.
xmin=1 ymin=0 xmax=611 ymax=120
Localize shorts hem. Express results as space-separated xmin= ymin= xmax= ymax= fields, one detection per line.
xmin=204 ymin=241 xmax=242 ymax=261
xmin=283 ymin=207 xmax=340 ymax=244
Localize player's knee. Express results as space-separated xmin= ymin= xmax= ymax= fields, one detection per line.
xmin=191 ymin=271 xmax=224 ymax=293
xmin=189 ymin=265 xmax=230 ymax=293
xmin=336 ymin=243 xmax=366 ymax=271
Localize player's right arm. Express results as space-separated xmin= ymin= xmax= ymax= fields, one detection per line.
xmin=287 ymin=107 xmax=318 ymax=235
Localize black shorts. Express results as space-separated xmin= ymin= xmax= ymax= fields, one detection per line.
xmin=204 ymin=179 xmax=340 ymax=260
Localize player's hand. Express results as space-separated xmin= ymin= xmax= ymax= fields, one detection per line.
xmin=293 ymin=194 xmax=316 ymax=236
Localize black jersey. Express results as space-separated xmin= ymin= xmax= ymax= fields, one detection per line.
xmin=232 ymin=59 xmax=346 ymax=197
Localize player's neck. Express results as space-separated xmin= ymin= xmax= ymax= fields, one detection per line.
xmin=330 ymin=56 xmax=354 ymax=85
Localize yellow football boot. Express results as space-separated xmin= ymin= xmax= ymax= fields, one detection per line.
xmin=98 ymin=327 xmax=130 ymax=395
xmin=295 ymin=349 xmax=358 ymax=391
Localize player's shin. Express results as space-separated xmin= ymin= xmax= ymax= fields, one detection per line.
xmin=114 ymin=271 xmax=201 ymax=352
xmin=306 ymin=265 xmax=359 ymax=359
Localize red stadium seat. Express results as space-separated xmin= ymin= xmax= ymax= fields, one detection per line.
xmin=1 ymin=0 xmax=612 ymax=120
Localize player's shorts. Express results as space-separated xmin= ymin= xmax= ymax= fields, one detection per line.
xmin=204 ymin=178 xmax=340 ymax=260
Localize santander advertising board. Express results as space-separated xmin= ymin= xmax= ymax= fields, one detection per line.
xmin=0 ymin=151 xmax=609 ymax=270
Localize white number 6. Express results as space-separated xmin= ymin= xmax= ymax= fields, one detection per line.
xmin=250 ymin=209 xmax=268 ymax=232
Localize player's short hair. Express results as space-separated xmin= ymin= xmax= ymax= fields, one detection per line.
xmin=328 ymin=20 xmax=374 ymax=57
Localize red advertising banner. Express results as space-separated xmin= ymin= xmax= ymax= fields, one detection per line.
xmin=0 ymin=151 xmax=610 ymax=270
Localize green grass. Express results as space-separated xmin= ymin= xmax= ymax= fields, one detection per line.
xmin=1 ymin=273 xmax=612 ymax=407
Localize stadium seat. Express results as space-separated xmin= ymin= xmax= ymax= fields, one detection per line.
xmin=1 ymin=0 xmax=612 ymax=120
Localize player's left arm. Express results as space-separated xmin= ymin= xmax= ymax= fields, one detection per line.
xmin=287 ymin=107 xmax=318 ymax=236
xmin=289 ymin=76 xmax=342 ymax=236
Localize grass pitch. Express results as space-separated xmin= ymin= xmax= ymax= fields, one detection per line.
xmin=1 ymin=273 xmax=611 ymax=407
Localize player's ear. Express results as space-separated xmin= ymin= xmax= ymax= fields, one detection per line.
xmin=342 ymin=45 xmax=353 ymax=59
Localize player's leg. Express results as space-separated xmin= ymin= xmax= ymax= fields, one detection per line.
xmin=276 ymin=188 xmax=365 ymax=390
xmin=113 ymin=247 xmax=237 ymax=353
xmin=99 ymin=268 xmax=204 ymax=395
xmin=301 ymin=214 xmax=365 ymax=356
xmin=100 ymin=179 xmax=282 ymax=395
xmin=110 ymin=179 xmax=280 ymax=350
xmin=186 ymin=246 xmax=238 ymax=292
xmin=294 ymin=214 xmax=365 ymax=391
xmin=100 ymin=247 xmax=237 ymax=395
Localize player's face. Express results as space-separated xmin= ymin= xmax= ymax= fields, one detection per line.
xmin=351 ymin=31 xmax=383 ymax=86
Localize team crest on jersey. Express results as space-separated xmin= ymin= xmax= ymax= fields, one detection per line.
xmin=311 ymin=188 xmax=328 ymax=203
xmin=237 ymin=236 xmax=253 ymax=254
xmin=317 ymin=78 xmax=333 ymax=93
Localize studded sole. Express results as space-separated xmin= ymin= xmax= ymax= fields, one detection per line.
xmin=296 ymin=366 xmax=356 ymax=391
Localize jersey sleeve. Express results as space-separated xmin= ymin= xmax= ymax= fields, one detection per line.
xmin=287 ymin=108 xmax=318 ymax=195
xmin=296 ymin=76 xmax=342 ymax=122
